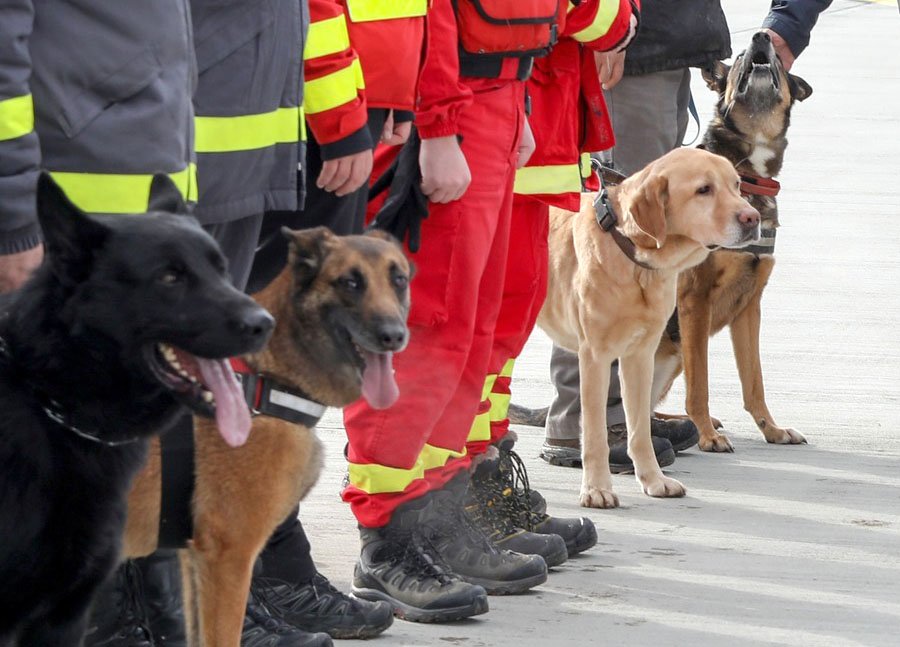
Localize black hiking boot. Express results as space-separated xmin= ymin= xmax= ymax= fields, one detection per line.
xmin=134 ymin=551 xmax=186 ymax=646
xmin=427 ymin=475 xmax=548 ymax=595
xmin=252 ymin=572 xmax=393 ymax=639
xmin=495 ymin=438 xmax=597 ymax=557
xmin=84 ymin=560 xmax=155 ymax=647
xmin=645 ymin=417 xmax=700 ymax=452
xmin=244 ymin=587 xmax=333 ymax=647
xmin=540 ymin=434 xmax=676 ymax=473
xmin=352 ymin=503 xmax=489 ymax=623
xmin=467 ymin=457 xmax=568 ymax=567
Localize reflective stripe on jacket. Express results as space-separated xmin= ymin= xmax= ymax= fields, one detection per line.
xmin=191 ymin=0 xmax=307 ymax=223
xmin=514 ymin=0 xmax=636 ymax=209
xmin=0 ymin=0 xmax=195 ymax=253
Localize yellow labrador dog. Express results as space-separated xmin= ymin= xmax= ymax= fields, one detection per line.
xmin=537 ymin=148 xmax=760 ymax=508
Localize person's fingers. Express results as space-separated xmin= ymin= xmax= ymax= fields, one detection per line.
xmin=334 ymin=155 xmax=373 ymax=196
xmin=384 ymin=121 xmax=412 ymax=146
xmin=605 ymin=55 xmax=625 ymax=89
xmin=381 ymin=111 xmax=395 ymax=144
xmin=322 ymin=158 xmax=352 ymax=192
xmin=317 ymin=159 xmax=340 ymax=189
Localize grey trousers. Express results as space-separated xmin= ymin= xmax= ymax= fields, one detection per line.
xmin=546 ymin=68 xmax=692 ymax=441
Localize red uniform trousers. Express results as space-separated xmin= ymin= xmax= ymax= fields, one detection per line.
xmin=342 ymin=79 xmax=525 ymax=529
xmin=465 ymin=196 xmax=550 ymax=456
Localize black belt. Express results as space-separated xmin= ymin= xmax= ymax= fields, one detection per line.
xmin=459 ymin=54 xmax=534 ymax=81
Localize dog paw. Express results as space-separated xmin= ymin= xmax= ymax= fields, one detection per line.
xmin=766 ymin=427 xmax=807 ymax=445
xmin=711 ymin=415 xmax=724 ymax=430
xmin=699 ymin=432 xmax=734 ymax=453
xmin=641 ymin=475 xmax=687 ymax=498
xmin=580 ymin=487 xmax=619 ymax=509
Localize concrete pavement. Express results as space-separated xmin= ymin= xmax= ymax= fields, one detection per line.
xmin=302 ymin=2 xmax=900 ymax=644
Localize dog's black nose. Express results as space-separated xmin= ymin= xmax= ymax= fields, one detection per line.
xmin=375 ymin=321 xmax=408 ymax=351
xmin=232 ymin=307 xmax=275 ymax=343
xmin=753 ymin=31 xmax=771 ymax=45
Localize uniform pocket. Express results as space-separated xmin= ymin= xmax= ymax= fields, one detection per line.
xmin=193 ymin=0 xmax=275 ymax=73
xmin=58 ymin=48 xmax=162 ymax=139
xmin=407 ymin=205 xmax=463 ymax=328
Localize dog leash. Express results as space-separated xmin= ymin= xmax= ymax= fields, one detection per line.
xmin=230 ymin=358 xmax=327 ymax=428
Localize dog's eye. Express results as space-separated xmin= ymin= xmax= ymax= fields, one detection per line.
xmin=341 ymin=276 xmax=361 ymax=291
xmin=393 ymin=274 xmax=408 ymax=289
xmin=158 ymin=269 xmax=184 ymax=286
xmin=696 ymin=185 xmax=712 ymax=195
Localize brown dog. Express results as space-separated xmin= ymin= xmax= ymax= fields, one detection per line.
xmin=651 ymin=31 xmax=812 ymax=452
xmin=123 ymin=227 xmax=412 ymax=647
xmin=537 ymin=148 xmax=760 ymax=508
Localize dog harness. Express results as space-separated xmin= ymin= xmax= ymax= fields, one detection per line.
xmin=229 ymin=358 xmax=327 ymax=428
xmin=592 ymin=187 xmax=656 ymax=271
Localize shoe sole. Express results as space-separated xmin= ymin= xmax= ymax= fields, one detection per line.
xmin=322 ymin=613 xmax=394 ymax=639
xmin=541 ymin=448 xmax=677 ymax=474
xmin=566 ymin=522 xmax=599 ymax=557
xmin=350 ymin=589 xmax=489 ymax=624
xmin=463 ymin=569 xmax=548 ymax=596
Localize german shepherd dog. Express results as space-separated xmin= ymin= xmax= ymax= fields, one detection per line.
xmin=0 ymin=176 xmax=272 ymax=646
xmin=652 ymin=31 xmax=813 ymax=452
xmin=124 ymin=227 xmax=411 ymax=647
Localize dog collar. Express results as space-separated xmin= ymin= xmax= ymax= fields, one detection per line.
xmin=740 ymin=174 xmax=781 ymax=198
xmin=593 ymin=189 xmax=656 ymax=271
xmin=230 ymin=358 xmax=326 ymax=428
xmin=0 ymin=334 xmax=141 ymax=447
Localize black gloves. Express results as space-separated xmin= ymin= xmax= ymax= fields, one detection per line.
xmin=367 ymin=129 xmax=429 ymax=253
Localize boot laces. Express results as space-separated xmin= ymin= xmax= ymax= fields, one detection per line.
xmin=381 ymin=526 xmax=455 ymax=586
xmin=499 ymin=446 xmax=547 ymax=532
xmin=429 ymin=489 xmax=504 ymax=558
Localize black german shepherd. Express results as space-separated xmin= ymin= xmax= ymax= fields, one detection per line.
xmin=0 ymin=175 xmax=273 ymax=646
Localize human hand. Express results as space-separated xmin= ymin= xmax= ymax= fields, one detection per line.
xmin=317 ymin=148 xmax=374 ymax=197
xmin=596 ymin=50 xmax=626 ymax=90
xmin=0 ymin=245 xmax=44 ymax=293
xmin=764 ymin=28 xmax=796 ymax=71
xmin=517 ymin=118 xmax=536 ymax=169
xmin=419 ymin=135 xmax=471 ymax=204
xmin=381 ymin=111 xmax=413 ymax=146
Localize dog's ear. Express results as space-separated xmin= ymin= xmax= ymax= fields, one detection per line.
xmin=788 ymin=73 xmax=813 ymax=102
xmin=36 ymin=173 xmax=111 ymax=284
xmin=364 ymin=228 xmax=398 ymax=244
xmin=623 ymin=173 xmax=668 ymax=249
xmin=701 ymin=61 xmax=729 ymax=94
xmin=148 ymin=174 xmax=188 ymax=214
xmin=282 ymin=226 xmax=335 ymax=290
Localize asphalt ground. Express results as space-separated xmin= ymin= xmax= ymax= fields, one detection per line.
xmin=302 ymin=2 xmax=900 ymax=644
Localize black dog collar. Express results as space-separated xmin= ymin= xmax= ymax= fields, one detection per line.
xmin=0 ymin=334 xmax=141 ymax=447
xmin=593 ymin=189 xmax=656 ymax=271
xmin=230 ymin=358 xmax=326 ymax=428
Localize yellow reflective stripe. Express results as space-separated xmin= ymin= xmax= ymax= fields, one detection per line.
xmin=514 ymin=163 xmax=582 ymax=196
xmin=346 ymin=0 xmax=428 ymax=22
xmin=300 ymin=107 xmax=307 ymax=142
xmin=569 ymin=0 xmax=620 ymax=43
xmin=304 ymin=14 xmax=351 ymax=60
xmin=303 ymin=59 xmax=365 ymax=115
xmin=580 ymin=152 xmax=592 ymax=179
xmin=348 ymin=443 xmax=466 ymax=494
xmin=500 ymin=358 xmax=516 ymax=379
xmin=466 ymin=374 xmax=497 ymax=442
xmin=488 ymin=360 xmax=515 ymax=423
xmin=50 ymin=164 xmax=197 ymax=214
xmin=0 ymin=94 xmax=34 ymax=141
xmin=195 ymin=107 xmax=300 ymax=153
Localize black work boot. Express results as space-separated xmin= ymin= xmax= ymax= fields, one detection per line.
xmin=352 ymin=501 xmax=489 ymax=623
xmin=244 ymin=587 xmax=333 ymax=647
xmin=492 ymin=438 xmax=598 ymax=558
xmin=467 ymin=456 xmax=568 ymax=567
xmin=540 ymin=433 xmax=676 ymax=473
xmin=84 ymin=560 xmax=155 ymax=647
xmin=427 ymin=475 xmax=548 ymax=595
xmin=647 ymin=417 xmax=700 ymax=452
xmin=253 ymin=572 xmax=393 ymax=639
xmin=134 ymin=551 xmax=186 ymax=646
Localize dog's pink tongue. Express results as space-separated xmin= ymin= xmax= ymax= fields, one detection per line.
xmin=361 ymin=350 xmax=399 ymax=410
xmin=197 ymin=358 xmax=252 ymax=447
